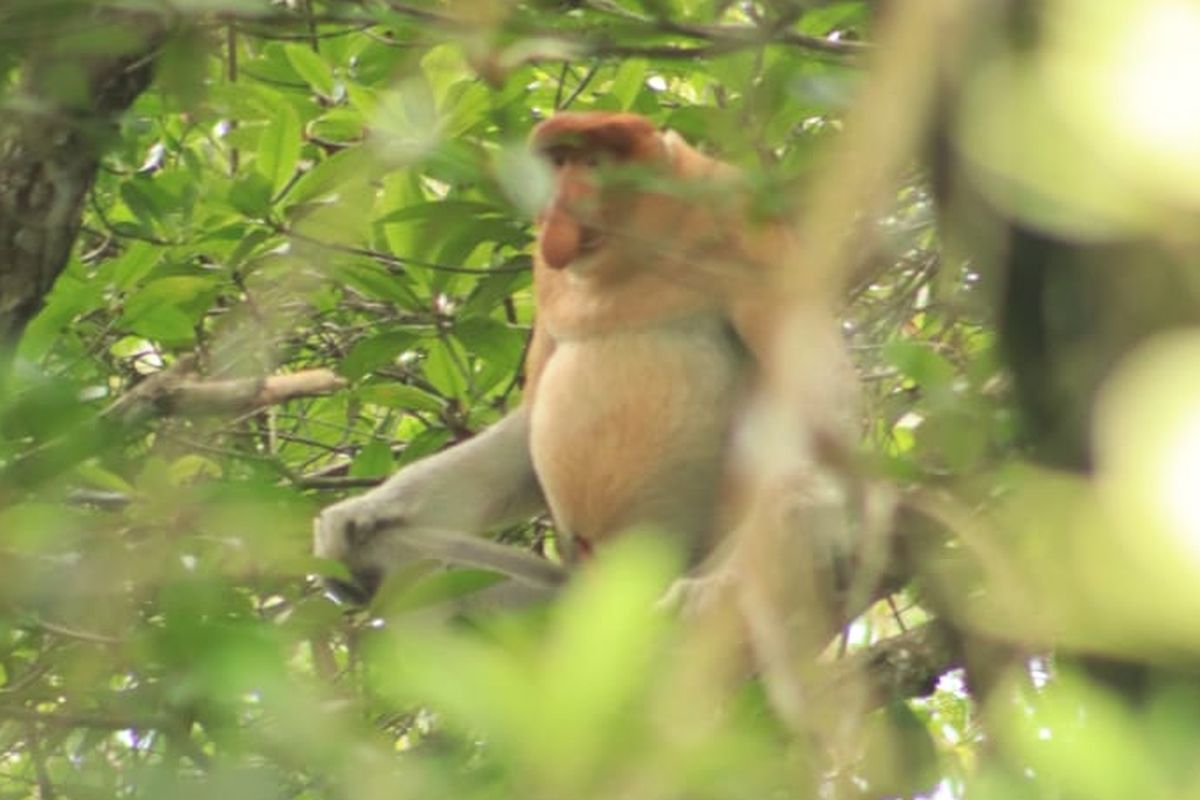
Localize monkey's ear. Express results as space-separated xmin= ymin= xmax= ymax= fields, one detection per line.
xmin=658 ymin=129 xmax=686 ymax=158
xmin=658 ymin=129 xmax=734 ymax=180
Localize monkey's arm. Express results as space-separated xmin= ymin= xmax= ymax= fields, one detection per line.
xmin=313 ymin=406 xmax=556 ymax=601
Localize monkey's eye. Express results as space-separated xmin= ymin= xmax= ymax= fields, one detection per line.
xmin=544 ymin=146 xmax=571 ymax=168
xmin=584 ymin=153 xmax=600 ymax=168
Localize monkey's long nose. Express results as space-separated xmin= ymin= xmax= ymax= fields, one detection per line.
xmin=539 ymin=206 xmax=582 ymax=269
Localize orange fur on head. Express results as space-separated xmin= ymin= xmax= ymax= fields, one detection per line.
xmin=532 ymin=112 xmax=662 ymax=161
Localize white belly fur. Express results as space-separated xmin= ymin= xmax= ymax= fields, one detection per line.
xmin=529 ymin=316 xmax=747 ymax=553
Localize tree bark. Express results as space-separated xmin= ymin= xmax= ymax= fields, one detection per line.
xmin=0 ymin=12 xmax=164 ymax=354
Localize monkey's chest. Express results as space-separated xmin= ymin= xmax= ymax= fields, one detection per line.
xmin=529 ymin=319 xmax=748 ymax=556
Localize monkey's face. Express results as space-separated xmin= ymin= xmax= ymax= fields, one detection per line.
xmin=537 ymin=145 xmax=608 ymax=269
xmin=531 ymin=112 xmax=669 ymax=271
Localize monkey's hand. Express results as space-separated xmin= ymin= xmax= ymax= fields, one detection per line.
xmin=656 ymin=566 xmax=741 ymax=619
xmin=314 ymin=492 xmax=410 ymax=602
xmin=313 ymin=408 xmax=549 ymax=603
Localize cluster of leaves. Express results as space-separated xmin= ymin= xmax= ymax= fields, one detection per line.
xmin=5 ymin=1 xmax=1200 ymax=799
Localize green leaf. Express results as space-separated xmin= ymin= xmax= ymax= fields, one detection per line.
xmin=454 ymin=317 xmax=525 ymax=370
xmin=349 ymin=439 xmax=395 ymax=478
xmin=123 ymin=304 xmax=196 ymax=343
xmin=373 ymin=79 xmax=441 ymax=166
xmin=120 ymin=276 xmax=217 ymax=343
xmin=799 ymin=2 xmax=869 ymax=35
xmin=122 ymin=276 xmax=216 ymax=321
xmin=285 ymin=147 xmax=373 ymax=206
xmin=157 ymin=27 xmax=209 ymax=108
xmin=283 ymin=592 xmax=349 ymax=634
xmin=422 ymin=338 xmax=468 ymax=400
xmin=397 ymin=426 xmax=452 ymax=465
xmin=882 ymin=340 xmax=956 ymax=393
xmin=226 ymin=227 xmax=276 ymax=267
xmin=119 ymin=179 xmax=165 ymax=228
xmin=860 ymin=701 xmax=941 ymax=798
xmin=436 ymin=217 xmax=525 ymax=269
xmin=495 ymin=142 xmax=554 ymax=218
xmin=291 ymin=177 xmax=373 ymax=245
xmin=915 ymin=409 xmax=988 ymax=473
xmin=229 ymin=171 xmax=273 ymax=216
xmin=16 ymin=272 xmax=94 ymax=360
xmin=420 ymin=43 xmax=470 ymax=101
xmin=167 ymin=454 xmax=223 ymax=484
xmin=376 ymin=170 xmax=423 ymax=260
xmin=365 ymin=621 xmax=534 ymax=762
xmin=462 ymin=265 xmax=532 ymax=317
xmin=341 ymin=331 xmax=419 ymax=379
xmin=333 ymin=262 xmax=421 ymax=308
xmin=358 ymin=383 xmax=445 ymax=414
xmin=284 ymin=43 xmax=336 ymax=98
xmin=207 ymin=82 xmax=283 ymax=122
xmin=306 ymin=108 xmax=366 ymax=145
xmin=1 ymin=377 xmax=91 ymax=441
xmin=0 ymin=502 xmax=85 ymax=553
xmin=442 ymin=80 xmax=490 ymax=139
xmin=609 ymin=59 xmax=647 ymax=109
xmin=73 ymin=461 xmax=135 ymax=493
xmin=534 ymin=537 xmax=676 ymax=786
xmin=425 ymin=138 xmax=485 ymax=185
xmin=257 ymin=102 xmax=303 ymax=198
xmin=108 ymin=242 xmax=162 ymax=290
xmin=375 ymin=199 xmax=500 ymax=226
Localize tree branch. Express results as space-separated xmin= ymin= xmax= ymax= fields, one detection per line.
xmin=105 ymin=357 xmax=347 ymax=424
xmin=380 ymin=0 xmax=866 ymax=58
xmin=0 ymin=357 xmax=346 ymax=494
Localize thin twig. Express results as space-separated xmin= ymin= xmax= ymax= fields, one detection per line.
xmin=279 ymin=225 xmax=530 ymax=275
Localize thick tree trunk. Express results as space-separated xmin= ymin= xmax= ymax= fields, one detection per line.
xmin=0 ymin=14 xmax=163 ymax=353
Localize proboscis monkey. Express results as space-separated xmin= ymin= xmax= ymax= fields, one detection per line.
xmin=313 ymin=111 xmax=859 ymax=609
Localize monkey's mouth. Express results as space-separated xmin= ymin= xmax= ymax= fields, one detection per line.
xmin=575 ymin=226 xmax=605 ymax=260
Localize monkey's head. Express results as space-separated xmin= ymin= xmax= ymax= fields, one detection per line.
xmin=531 ymin=112 xmax=678 ymax=271
xmin=530 ymin=112 xmax=740 ymax=275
